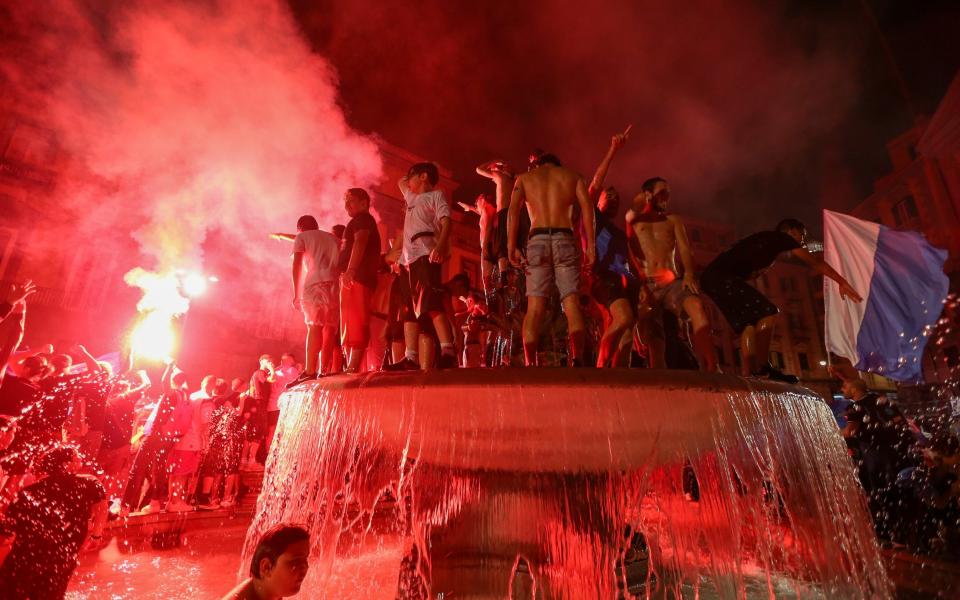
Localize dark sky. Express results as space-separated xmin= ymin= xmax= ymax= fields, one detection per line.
xmin=289 ymin=0 xmax=960 ymax=236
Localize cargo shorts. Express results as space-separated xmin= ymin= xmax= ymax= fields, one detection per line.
xmin=525 ymin=231 xmax=581 ymax=300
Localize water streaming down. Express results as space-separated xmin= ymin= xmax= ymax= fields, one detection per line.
xmin=240 ymin=369 xmax=891 ymax=599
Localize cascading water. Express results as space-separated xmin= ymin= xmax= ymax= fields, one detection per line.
xmin=240 ymin=369 xmax=891 ymax=599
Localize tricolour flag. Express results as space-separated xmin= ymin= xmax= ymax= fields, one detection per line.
xmin=823 ymin=209 xmax=948 ymax=381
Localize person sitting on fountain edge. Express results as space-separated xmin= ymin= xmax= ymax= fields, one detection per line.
xmin=385 ymin=162 xmax=459 ymax=370
xmin=699 ymin=218 xmax=862 ymax=383
xmin=222 ymin=523 xmax=311 ymax=600
xmin=288 ymin=215 xmax=340 ymax=385
xmin=508 ymin=152 xmax=595 ymax=366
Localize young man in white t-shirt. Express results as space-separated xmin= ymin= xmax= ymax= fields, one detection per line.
xmin=385 ymin=163 xmax=458 ymax=370
xmin=288 ymin=215 xmax=340 ymax=385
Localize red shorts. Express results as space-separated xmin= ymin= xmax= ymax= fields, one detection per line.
xmin=340 ymin=281 xmax=372 ymax=349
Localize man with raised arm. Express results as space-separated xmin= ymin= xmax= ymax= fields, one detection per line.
xmin=508 ymin=153 xmax=595 ymax=367
xmin=457 ymin=193 xmax=497 ymax=294
xmin=700 ymin=218 xmax=862 ymax=383
xmin=586 ymin=127 xmax=637 ymax=367
xmin=391 ymin=162 xmax=458 ymax=369
xmin=626 ymin=177 xmax=717 ymax=371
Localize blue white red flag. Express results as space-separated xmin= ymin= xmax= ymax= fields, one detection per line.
xmin=823 ymin=209 xmax=948 ymax=382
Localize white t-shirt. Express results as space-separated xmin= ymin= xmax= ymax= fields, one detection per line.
xmin=293 ymin=230 xmax=340 ymax=288
xmin=400 ymin=189 xmax=451 ymax=266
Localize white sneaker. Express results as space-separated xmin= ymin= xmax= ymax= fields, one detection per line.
xmin=219 ymin=498 xmax=236 ymax=508
xmin=136 ymin=500 xmax=162 ymax=515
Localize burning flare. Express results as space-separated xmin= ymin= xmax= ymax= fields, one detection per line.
xmin=123 ymin=267 xmax=191 ymax=362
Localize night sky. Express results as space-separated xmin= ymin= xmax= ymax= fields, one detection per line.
xmin=290 ymin=0 xmax=960 ymax=236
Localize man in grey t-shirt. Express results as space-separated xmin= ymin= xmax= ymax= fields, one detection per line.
xmin=289 ymin=215 xmax=340 ymax=384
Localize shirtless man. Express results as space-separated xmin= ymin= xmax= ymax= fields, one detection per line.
xmin=627 ymin=177 xmax=717 ymax=371
xmin=508 ymin=153 xmax=595 ymax=366
xmin=475 ymin=160 xmax=517 ymax=277
xmin=457 ymin=193 xmax=497 ymax=294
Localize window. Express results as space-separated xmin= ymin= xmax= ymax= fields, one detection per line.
xmin=798 ymin=352 xmax=810 ymax=371
xmin=459 ymin=258 xmax=480 ymax=290
xmin=787 ymin=312 xmax=803 ymax=331
xmin=770 ymin=351 xmax=785 ymax=369
xmin=893 ymin=197 xmax=919 ymax=225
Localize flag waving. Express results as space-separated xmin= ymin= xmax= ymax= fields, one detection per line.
xmin=823 ymin=209 xmax=948 ymax=381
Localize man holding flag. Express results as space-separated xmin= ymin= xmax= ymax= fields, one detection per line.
xmin=701 ymin=218 xmax=863 ymax=383
xmin=823 ymin=209 xmax=949 ymax=383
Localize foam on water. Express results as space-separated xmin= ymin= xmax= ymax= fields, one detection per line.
xmin=241 ymin=369 xmax=891 ymax=599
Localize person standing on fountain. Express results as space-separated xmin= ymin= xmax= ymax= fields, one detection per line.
xmin=507 ymin=152 xmax=595 ymax=366
xmin=700 ymin=219 xmax=862 ymax=382
xmin=222 ymin=524 xmax=310 ymax=600
xmin=338 ymin=188 xmax=382 ymax=374
xmin=458 ymin=192 xmax=498 ymax=295
xmin=387 ymin=163 xmax=458 ymax=370
xmin=288 ymin=215 xmax=341 ymax=385
xmin=626 ymin=177 xmax=717 ymax=372
xmin=585 ymin=127 xmax=637 ymax=367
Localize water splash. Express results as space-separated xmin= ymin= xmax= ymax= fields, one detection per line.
xmin=242 ymin=370 xmax=891 ymax=599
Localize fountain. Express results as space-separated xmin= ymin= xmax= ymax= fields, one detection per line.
xmin=241 ymin=369 xmax=891 ymax=599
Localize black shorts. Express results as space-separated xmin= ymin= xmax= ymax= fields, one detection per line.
xmin=590 ymin=270 xmax=638 ymax=309
xmin=389 ymin=267 xmax=416 ymax=332
xmin=700 ymin=266 xmax=778 ymax=334
xmin=407 ymin=256 xmax=446 ymax=317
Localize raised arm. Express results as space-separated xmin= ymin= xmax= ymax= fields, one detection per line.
xmin=576 ymin=178 xmax=595 ymax=267
xmin=457 ymin=201 xmax=481 ymax=215
xmin=398 ymin=174 xmax=410 ymax=195
xmin=791 ymin=248 xmax=863 ymax=302
xmin=73 ymin=344 xmax=106 ymax=374
xmin=507 ymin=177 xmax=525 ymax=266
xmin=588 ymin=125 xmax=632 ymax=201
xmin=671 ymin=217 xmax=699 ymax=293
xmin=269 ymin=233 xmax=297 ymax=242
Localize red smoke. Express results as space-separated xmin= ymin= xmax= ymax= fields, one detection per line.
xmin=1 ymin=0 xmax=381 ymax=367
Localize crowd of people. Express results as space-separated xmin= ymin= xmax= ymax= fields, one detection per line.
xmin=0 ymin=280 xmax=312 ymax=596
xmin=0 ymin=129 xmax=955 ymax=598
xmin=272 ymin=130 xmax=861 ymax=383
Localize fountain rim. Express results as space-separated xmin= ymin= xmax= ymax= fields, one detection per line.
xmin=299 ymin=367 xmax=816 ymax=397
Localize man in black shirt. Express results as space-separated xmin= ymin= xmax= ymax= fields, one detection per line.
xmin=700 ymin=219 xmax=861 ymax=382
xmin=338 ymin=188 xmax=382 ymax=373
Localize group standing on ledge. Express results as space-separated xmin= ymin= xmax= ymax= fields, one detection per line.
xmin=276 ymin=128 xmax=863 ymax=385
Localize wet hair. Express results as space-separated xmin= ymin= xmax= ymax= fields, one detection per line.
xmin=249 ymin=524 xmax=310 ymax=578
xmin=533 ymin=153 xmax=561 ymax=167
xmin=641 ymin=177 xmax=667 ymax=193
xmin=22 ymin=355 xmax=48 ymax=378
xmin=407 ymin=162 xmax=440 ymax=186
xmin=776 ymin=218 xmax=806 ymax=234
xmin=36 ymin=445 xmax=78 ymax=475
xmin=332 ymin=224 xmax=346 ymax=239
xmin=259 ymin=354 xmax=274 ymax=364
xmin=296 ymin=215 xmax=319 ymax=231
xmin=213 ymin=379 xmax=229 ymax=396
xmin=347 ymin=187 xmax=370 ymax=205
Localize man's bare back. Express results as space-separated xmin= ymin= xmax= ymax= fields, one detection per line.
xmin=515 ymin=165 xmax=584 ymax=229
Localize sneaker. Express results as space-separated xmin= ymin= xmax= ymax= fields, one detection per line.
xmin=383 ymin=358 xmax=420 ymax=372
xmin=220 ymin=498 xmax=236 ymax=509
xmin=755 ymin=364 xmax=799 ymax=385
xmin=166 ymin=499 xmax=194 ymax=513
xmin=199 ymin=500 xmax=221 ymax=511
xmin=286 ymin=371 xmax=318 ymax=389
xmin=136 ymin=500 xmax=162 ymax=515
xmin=437 ymin=353 xmax=458 ymax=369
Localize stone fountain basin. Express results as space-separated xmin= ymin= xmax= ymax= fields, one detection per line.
xmin=283 ymin=368 xmax=814 ymax=473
